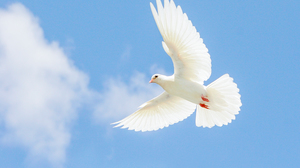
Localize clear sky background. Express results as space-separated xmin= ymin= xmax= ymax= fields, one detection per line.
xmin=0 ymin=0 xmax=299 ymax=168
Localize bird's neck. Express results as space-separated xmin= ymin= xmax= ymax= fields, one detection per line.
xmin=158 ymin=75 xmax=174 ymax=88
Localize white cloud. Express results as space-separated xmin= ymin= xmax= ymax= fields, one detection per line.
xmin=94 ymin=71 xmax=164 ymax=124
xmin=0 ymin=2 xmax=171 ymax=167
xmin=0 ymin=3 xmax=91 ymax=167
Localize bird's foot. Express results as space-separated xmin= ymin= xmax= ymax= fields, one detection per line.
xmin=201 ymin=95 xmax=209 ymax=102
xmin=200 ymin=103 xmax=209 ymax=109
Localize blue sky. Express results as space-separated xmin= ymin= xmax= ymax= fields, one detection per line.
xmin=0 ymin=0 xmax=299 ymax=167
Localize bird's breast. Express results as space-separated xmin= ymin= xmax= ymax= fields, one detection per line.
xmin=162 ymin=80 xmax=206 ymax=104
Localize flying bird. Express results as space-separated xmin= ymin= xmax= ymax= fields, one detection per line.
xmin=112 ymin=0 xmax=242 ymax=131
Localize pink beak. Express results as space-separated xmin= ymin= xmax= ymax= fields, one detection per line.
xmin=149 ymin=79 xmax=154 ymax=83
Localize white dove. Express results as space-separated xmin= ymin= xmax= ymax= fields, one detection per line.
xmin=113 ymin=0 xmax=242 ymax=131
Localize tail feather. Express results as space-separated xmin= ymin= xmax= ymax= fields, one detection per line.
xmin=196 ymin=74 xmax=242 ymax=128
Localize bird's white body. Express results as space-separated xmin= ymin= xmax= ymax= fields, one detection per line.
xmin=157 ymin=75 xmax=206 ymax=105
xmin=112 ymin=0 xmax=242 ymax=132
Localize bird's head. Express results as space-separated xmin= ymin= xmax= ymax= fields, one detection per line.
xmin=149 ymin=74 xmax=162 ymax=84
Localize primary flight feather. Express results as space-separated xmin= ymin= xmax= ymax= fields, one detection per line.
xmin=112 ymin=0 xmax=242 ymax=131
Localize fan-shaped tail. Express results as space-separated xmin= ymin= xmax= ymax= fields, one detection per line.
xmin=196 ymin=74 xmax=242 ymax=128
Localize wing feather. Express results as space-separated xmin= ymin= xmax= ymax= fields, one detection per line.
xmin=151 ymin=0 xmax=211 ymax=84
xmin=112 ymin=92 xmax=196 ymax=132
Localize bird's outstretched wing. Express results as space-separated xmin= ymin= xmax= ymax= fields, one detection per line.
xmin=150 ymin=0 xmax=211 ymax=84
xmin=112 ymin=92 xmax=196 ymax=132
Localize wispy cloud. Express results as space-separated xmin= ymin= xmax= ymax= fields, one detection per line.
xmin=120 ymin=44 xmax=132 ymax=62
xmin=93 ymin=71 xmax=164 ymax=124
xmin=0 ymin=3 xmax=91 ymax=167
xmin=0 ymin=2 xmax=169 ymax=167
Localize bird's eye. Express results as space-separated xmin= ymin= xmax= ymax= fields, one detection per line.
xmin=155 ymin=75 xmax=158 ymax=78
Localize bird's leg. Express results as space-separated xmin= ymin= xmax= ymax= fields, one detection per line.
xmin=201 ymin=95 xmax=209 ymax=102
xmin=200 ymin=95 xmax=209 ymax=109
xmin=200 ymin=103 xmax=209 ymax=109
